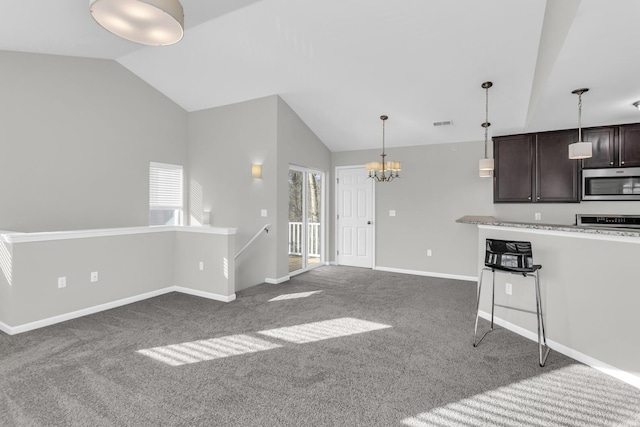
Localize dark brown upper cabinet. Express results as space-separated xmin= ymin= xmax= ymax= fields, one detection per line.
xmin=494 ymin=134 xmax=534 ymax=202
xmin=581 ymin=127 xmax=616 ymax=168
xmin=619 ymin=123 xmax=640 ymax=167
xmin=493 ymin=122 xmax=640 ymax=203
xmin=494 ymin=131 xmax=579 ymax=203
xmin=581 ymin=123 xmax=640 ymax=168
xmin=535 ymin=130 xmax=579 ymax=202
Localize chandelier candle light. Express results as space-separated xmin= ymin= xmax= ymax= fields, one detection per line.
xmin=479 ymin=81 xmax=494 ymax=177
xmin=90 ymin=0 xmax=184 ymax=46
xmin=366 ymin=115 xmax=401 ymax=182
xmin=568 ymin=88 xmax=592 ymax=160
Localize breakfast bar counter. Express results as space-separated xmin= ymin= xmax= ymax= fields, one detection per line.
xmin=456 ymin=215 xmax=640 ymax=239
xmin=458 ymin=215 xmax=640 ymax=389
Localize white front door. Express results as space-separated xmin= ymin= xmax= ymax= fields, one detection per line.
xmin=337 ymin=167 xmax=374 ymax=268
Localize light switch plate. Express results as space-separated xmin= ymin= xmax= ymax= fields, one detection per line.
xmin=389 ymin=210 xmax=396 ymax=217
xmin=90 ymin=272 xmax=98 ymax=282
xmin=58 ymin=276 xmax=66 ymax=288
xmin=261 ymin=209 xmax=268 ymax=217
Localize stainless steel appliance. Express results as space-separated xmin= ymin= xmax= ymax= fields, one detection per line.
xmin=582 ymin=167 xmax=640 ymax=201
xmin=576 ymin=214 xmax=640 ymax=229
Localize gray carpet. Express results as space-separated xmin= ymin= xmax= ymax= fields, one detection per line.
xmin=1 ymin=266 xmax=639 ymax=426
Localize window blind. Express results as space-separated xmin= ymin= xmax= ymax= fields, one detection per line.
xmin=150 ymin=162 xmax=183 ymax=209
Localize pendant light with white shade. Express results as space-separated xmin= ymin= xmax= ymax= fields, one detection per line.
xmin=90 ymin=0 xmax=184 ymax=46
xmin=479 ymin=81 xmax=494 ymax=177
xmin=568 ymin=88 xmax=593 ymax=159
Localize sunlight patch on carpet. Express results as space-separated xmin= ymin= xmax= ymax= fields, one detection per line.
xmin=257 ymin=317 xmax=392 ymax=343
xmin=401 ymin=364 xmax=640 ymax=427
xmin=268 ymin=290 xmax=323 ymax=302
xmin=137 ymin=334 xmax=282 ymax=366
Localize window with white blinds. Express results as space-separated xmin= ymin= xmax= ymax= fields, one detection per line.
xmin=149 ymin=162 xmax=183 ymax=226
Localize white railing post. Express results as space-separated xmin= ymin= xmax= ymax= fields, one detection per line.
xmin=288 ymin=222 xmax=321 ymax=257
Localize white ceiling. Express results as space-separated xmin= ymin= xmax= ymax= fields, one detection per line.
xmin=2 ymin=0 xmax=640 ymax=152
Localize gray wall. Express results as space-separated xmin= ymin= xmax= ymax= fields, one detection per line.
xmin=276 ymin=97 xmax=332 ymax=279
xmin=188 ymin=96 xmax=331 ymax=288
xmin=174 ymin=232 xmax=235 ymax=297
xmin=0 ymin=50 xmax=188 ymax=232
xmin=331 ymin=140 xmax=493 ymax=278
xmin=9 ymin=232 xmax=175 ymax=326
xmin=188 ymin=96 xmax=278 ymax=289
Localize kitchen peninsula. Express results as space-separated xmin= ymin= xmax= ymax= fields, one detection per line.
xmin=458 ymin=215 xmax=640 ymax=388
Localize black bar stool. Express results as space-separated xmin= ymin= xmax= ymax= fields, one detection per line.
xmin=473 ymin=239 xmax=551 ymax=367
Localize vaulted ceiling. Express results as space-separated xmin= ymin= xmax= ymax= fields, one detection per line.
xmin=2 ymin=0 xmax=640 ymax=152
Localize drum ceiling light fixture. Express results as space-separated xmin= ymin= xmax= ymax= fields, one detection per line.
xmin=90 ymin=0 xmax=184 ymax=46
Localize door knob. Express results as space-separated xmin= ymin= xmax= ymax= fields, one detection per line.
xmin=367 ymin=221 xmax=372 ymax=225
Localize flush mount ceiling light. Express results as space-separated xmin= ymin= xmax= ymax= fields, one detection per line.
xmin=90 ymin=0 xmax=184 ymax=46
xmin=479 ymin=81 xmax=494 ymax=177
xmin=366 ymin=115 xmax=401 ymax=182
xmin=568 ymin=88 xmax=592 ymax=160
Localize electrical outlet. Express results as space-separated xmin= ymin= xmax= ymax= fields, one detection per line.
xmin=535 ymin=212 xmax=541 ymax=221
xmin=427 ymin=249 xmax=432 ymax=257
xmin=199 ymin=261 xmax=204 ymax=271
xmin=91 ymin=272 xmax=98 ymax=283
xmin=389 ymin=210 xmax=396 ymax=217
xmin=261 ymin=209 xmax=268 ymax=217
xmin=506 ymin=283 xmax=513 ymax=295
xmin=58 ymin=276 xmax=66 ymax=288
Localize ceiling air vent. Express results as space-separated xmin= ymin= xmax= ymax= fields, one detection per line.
xmin=433 ymin=120 xmax=453 ymax=127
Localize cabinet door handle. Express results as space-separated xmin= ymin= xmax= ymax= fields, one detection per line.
xmin=528 ymin=197 xmax=531 ymax=200
xmin=622 ymin=161 xmax=625 ymax=165
xmin=610 ymin=161 xmax=614 ymax=165
xmin=537 ymin=197 xmax=540 ymax=200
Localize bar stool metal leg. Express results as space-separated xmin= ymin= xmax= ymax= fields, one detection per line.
xmin=473 ymin=269 xmax=484 ymax=345
xmin=491 ymin=268 xmax=496 ymax=329
xmin=473 ymin=268 xmax=494 ymax=347
xmin=534 ymin=271 xmax=550 ymax=367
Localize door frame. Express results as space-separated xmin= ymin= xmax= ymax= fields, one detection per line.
xmin=334 ymin=165 xmax=376 ymax=268
xmin=289 ymin=164 xmax=326 ymax=276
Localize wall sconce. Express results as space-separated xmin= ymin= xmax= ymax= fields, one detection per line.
xmin=252 ymin=164 xmax=262 ymax=179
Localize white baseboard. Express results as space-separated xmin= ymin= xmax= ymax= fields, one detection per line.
xmin=327 ymin=261 xmax=338 ymax=266
xmin=478 ymin=311 xmax=640 ymax=390
xmin=0 ymin=320 xmax=15 ymax=335
xmin=374 ymin=266 xmax=476 ymax=282
xmin=173 ymin=286 xmax=236 ymax=303
xmin=1 ymin=286 xmax=236 ymax=336
xmin=265 ymin=276 xmax=290 ymax=284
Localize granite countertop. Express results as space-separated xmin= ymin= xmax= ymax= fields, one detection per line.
xmin=456 ymin=215 xmax=640 ymax=238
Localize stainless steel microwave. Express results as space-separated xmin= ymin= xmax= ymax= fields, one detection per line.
xmin=582 ymin=167 xmax=640 ymax=201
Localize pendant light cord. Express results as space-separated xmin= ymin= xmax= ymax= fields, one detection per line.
xmin=578 ymin=92 xmax=583 ymax=142
xmin=382 ymin=118 xmax=386 ymax=156
xmin=484 ymin=86 xmax=489 ymax=158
